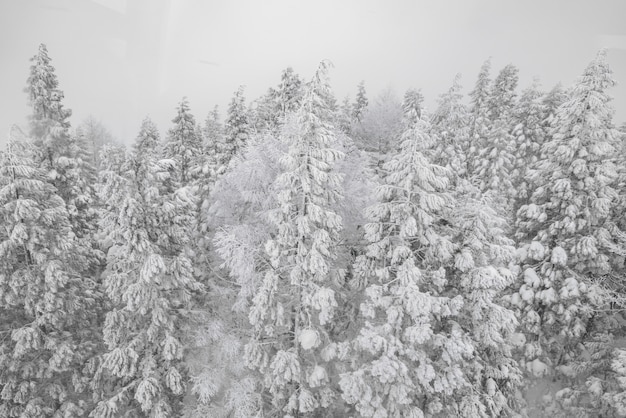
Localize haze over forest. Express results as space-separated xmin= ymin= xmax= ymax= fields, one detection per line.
xmin=2 ymin=2 xmax=626 ymax=417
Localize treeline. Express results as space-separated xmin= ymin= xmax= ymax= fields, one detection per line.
xmin=1 ymin=44 xmax=626 ymax=417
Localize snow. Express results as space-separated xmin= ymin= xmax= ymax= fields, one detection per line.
xmin=528 ymin=241 xmax=545 ymax=260
xmin=550 ymin=246 xmax=567 ymax=266
xmin=527 ymin=358 xmax=550 ymax=377
xmin=523 ymin=268 xmax=541 ymax=288
xmin=298 ymin=329 xmax=320 ymax=350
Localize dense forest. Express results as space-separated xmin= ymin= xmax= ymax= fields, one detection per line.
xmin=1 ymin=44 xmax=626 ymax=418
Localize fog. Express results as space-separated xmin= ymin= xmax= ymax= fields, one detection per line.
xmin=1 ymin=0 xmax=625 ymax=145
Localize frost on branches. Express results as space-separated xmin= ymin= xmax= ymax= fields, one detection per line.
xmin=244 ymin=61 xmax=347 ymax=416
xmin=510 ymin=50 xmax=626 ymax=416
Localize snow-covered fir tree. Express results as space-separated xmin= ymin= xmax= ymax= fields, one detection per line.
xmin=340 ymin=88 xmax=469 ymax=417
xmin=243 ymin=61 xmax=348 ymax=417
xmin=276 ymin=67 xmax=304 ymax=121
xmin=0 ymin=138 xmax=101 ymax=418
xmin=353 ymin=80 xmax=369 ymax=123
xmin=25 ymin=43 xmax=101 ymax=272
xmin=164 ymin=98 xmax=202 ymax=185
xmin=466 ymin=58 xmax=492 ymax=177
xmin=511 ymin=80 xmax=547 ymax=211
xmin=91 ymin=118 xmax=202 ymax=417
xmin=509 ymin=50 xmax=626 ymax=416
xmin=221 ymin=86 xmax=251 ymax=170
xmin=195 ymin=105 xmax=224 ymax=248
xmin=202 ymin=105 xmax=223 ymax=179
xmin=430 ymin=74 xmax=470 ymax=177
xmin=337 ymin=95 xmax=354 ymax=135
xmin=446 ymin=180 xmax=523 ymax=416
xmin=474 ymin=64 xmax=518 ymax=208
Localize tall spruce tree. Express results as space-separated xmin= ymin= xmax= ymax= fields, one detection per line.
xmin=25 ymin=43 xmax=101 ymax=272
xmin=353 ymin=81 xmax=369 ymax=123
xmin=0 ymin=139 xmax=100 ymax=417
xmin=511 ymin=80 xmax=547 ymax=211
xmin=474 ymin=64 xmax=518 ymax=201
xmin=467 ymin=58 xmax=492 ymax=177
xmin=430 ymin=74 xmax=470 ymax=178
xmin=221 ymin=86 xmax=251 ymax=171
xmin=339 ymin=89 xmax=467 ymax=417
xmin=510 ymin=50 xmax=625 ymax=416
xmin=164 ymin=98 xmax=202 ymax=185
xmin=244 ymin=61 xmax=347 ymax=416
xmin=91 ymin=118 xmax=202 ymax=417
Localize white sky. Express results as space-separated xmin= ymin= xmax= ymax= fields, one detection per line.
xmin=1 ymin=0 xmax=625 ymax=146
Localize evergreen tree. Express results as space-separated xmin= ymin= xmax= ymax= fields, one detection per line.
xmin=200 ymin=105 xmax=224 ymax=182
xmin=0 ymin=139 xmax=100 ymax=417
xmin=164 ymin=98 xmax=202 ymax=185
xmin=340 ymin=88 xmax=468 ymax=417
xmin=542 ymin=82 xmax=569 ymax=127
xmin=467 ymin=58 xmax=492 ymax=177
xmin=446 ymin=181 xmax=523 ymax=416
xmin=25 ymin=44 xmax=72 ymax=144
xmin=353 ymin=80 xmax=369 ymax=123
xmin=91 ymin=118 xmax=202 ymax=417
xmin=430 ymin=74 xmax=470 ymax=178
xmin=222 ymin=86 xmax=251 ymax=171
xmin=276 ymin=67 xmax=303 ymax=120
xmin=510 ymin=50 xmax=625 ymax=416
xmin=244 ymin=61 xmax=347 ymax=416
xmin=337 ymin=95 xmax=354 ymax=135
xmin=474 ymin=64 xmax=518 ymax=204
xmin=511 ymin=80 xmax=547 ymax=211
xmin=25 ymin=43 xmax=101 ymax=271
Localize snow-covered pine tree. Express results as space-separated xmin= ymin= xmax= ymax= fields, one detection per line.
xmin=221 ymin=86 xmax=251 ymax=171
xmin=339 ymin=88 xmax=474 ymax=417
xmin=510 ymin=50 xmax=625 ymax=416
xmin=91 ymin=118 xmax=202 ymax=417
xmin=244 ymin=61 xmax=347 ymax=416
xmin=466 ymin=58 xmax=492 ymax=177
xmin=204 ymin=105 xmax=223 ymax=151
xmin=25 ymin=44 xmax=72 ymax=145
xmin=337 ymin=95 xmax=354 ymax=135
xmin=486 ymin=64 xmax=519 ymax=123
xmin=474 ymin=64 xmax=518 ymax=206
xmin=511 ymin=80 xmax=547 ymax=211
xmin=196 ymin=105 xmax=224 ymax=247
xmin=430 ymin=74 xmax=470 ymax=178
xmin=250 ymin=91 xmax=277 ymax=134
xmin=276 ymin=67 xmax=304 ymax=121
xmin=542 ymin=83 xmax=569 ymax=128
xmin=0 ymin=138 xmax=100 ymax=418
xmin=25 ymin=43 xmax=101 ymax=272
xmin=164 ymin=98 xmax=202 ymax=185
xmin=446 ymin=180 xmax=523 ymax=416
xmin=353 ymin=80 xmax=369 ymax=123
xmin=25 ymin=43 xmax=74 ymax=198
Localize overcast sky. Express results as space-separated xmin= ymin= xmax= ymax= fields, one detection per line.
xmin=1 ymin=0 xmax=625 ymax=147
